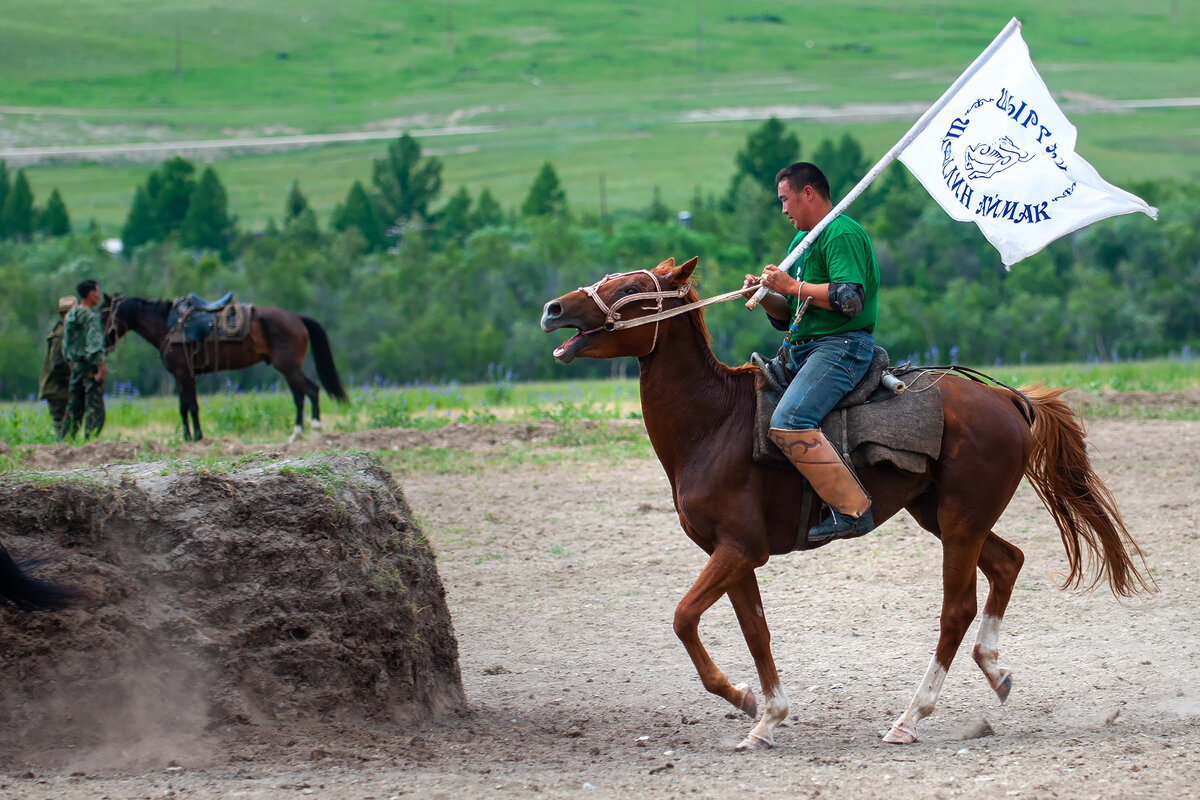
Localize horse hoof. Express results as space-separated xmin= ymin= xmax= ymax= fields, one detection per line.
xmin=995 ymin=672 xmax=1012 ymax=702
xmin=882 ymin=725 xmax=917 ymax=744
xmin=736 ymin=684 xmax=757 ymax=718
xmin=735 ymin=734 xmax=772 ymax=751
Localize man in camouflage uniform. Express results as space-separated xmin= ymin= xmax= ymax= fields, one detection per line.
xmin=37 ymin=295 xmax=76 ymax=431
xmin=59 ymin=279 xmax=107 ymax=441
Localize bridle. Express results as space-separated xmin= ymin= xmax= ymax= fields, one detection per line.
xmin=101 ymin=293 xmax=125 ymax=353
xmin=576 ymin=270 xmax=693 ymax=356
xmin=574 ymin=269 xmax=754 ymax=355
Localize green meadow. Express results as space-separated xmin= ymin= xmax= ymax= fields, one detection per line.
xmin=4 ymin=359 xmax=1197 ymax=455
xmin=3 ymin=0 xmax=1197 ymax=232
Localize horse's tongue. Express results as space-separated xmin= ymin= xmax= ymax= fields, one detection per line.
xmin=554 ymin=332 xmax=582 ymax=358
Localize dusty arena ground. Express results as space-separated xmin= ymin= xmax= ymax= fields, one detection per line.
xmin=3 ymin=411 xmax=1200 ymax=799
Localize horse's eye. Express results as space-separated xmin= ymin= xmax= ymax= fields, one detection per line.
xmin=624 ymin=286 xmax=638 ymax=295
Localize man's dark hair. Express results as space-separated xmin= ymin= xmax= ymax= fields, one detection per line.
xmin=774 ymin=162 xmax=831 ymax=201
xmin=76 ymin=279 xmax=99 ymax=299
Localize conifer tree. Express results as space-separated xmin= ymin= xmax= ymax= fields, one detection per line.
xmin=332 ymin=180 xmax=386 ymax=251
xmin=0 ymin=161 xmax=9 ymax=238
xmin=122 ymin=185 xmax=160 ymax=252
xmin=0 ymin=169 xmax=34 ymax=242
xmin=472 ymin=188 xmax=503 ymax=229
xmin=39 ymin=188 xmax=71 ymax=237
xmin=179 ymin=167 xmax=234 ymax=255
xmin=521 ymin=162 xmax=567 ymax=218
xmin=284 ymin=180 xmax=310 ymax=221
xmin=726 ymin=116 xmax=800 ymax=205
xmin=372 ymin=133 xmax=443 ymax=232
xmin=437 ymin=185 xmax=473 ymax=243
xmin=152 ymin=157 xmax=198 ymax=235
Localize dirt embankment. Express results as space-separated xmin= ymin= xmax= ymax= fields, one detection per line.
xmin=0 ymin=454 xmax=463 ymax=771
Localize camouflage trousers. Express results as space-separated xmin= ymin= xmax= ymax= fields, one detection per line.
xmin=59 ymin=363 xmax=105 ymax=441
xmin=46 ymin=396 xmax=68 ymax=430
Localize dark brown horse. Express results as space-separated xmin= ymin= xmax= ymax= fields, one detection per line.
xmin=540 ymin=257 xmax=1153 ymax=749
xmin=101 ymin=294 xmax=347 ymax=441
xmin=0 ymin=538 xmax=75 ymax=611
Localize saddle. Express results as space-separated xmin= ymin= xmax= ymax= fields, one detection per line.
xmin=751 ymin=347 xmax=944 ymax=474
xmin=166 ymin=293 xmax=252 ymax=345
xmin=187 ymin=291 xmax=233 ymax=312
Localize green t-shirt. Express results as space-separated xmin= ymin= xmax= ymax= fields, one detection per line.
xmin=775 ymin=214 xmax=880 ymax=342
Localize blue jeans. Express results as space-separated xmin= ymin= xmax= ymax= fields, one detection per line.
xmin=770 ymin=331 xmax=875 ymax=430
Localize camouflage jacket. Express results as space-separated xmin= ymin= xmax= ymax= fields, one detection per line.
xmin=37 ymin=317 xmax=71 ymax=399
xmin=62 ymin=305 xmax=106 ymax=366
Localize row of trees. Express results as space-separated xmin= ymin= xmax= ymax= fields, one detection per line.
xmin=3 ymin=120 xmax=1197 ymax=399
xmin=0 ymin=163 xmax=71 ymax=242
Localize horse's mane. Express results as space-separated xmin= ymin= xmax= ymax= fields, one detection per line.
xmin=681 ymin=281 xmax=761 ymax=383
xmin=118 ymin=297 xmax=173 ymax=321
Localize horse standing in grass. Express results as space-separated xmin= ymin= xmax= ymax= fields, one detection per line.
xmin=101 ymin=294 xmax=347 ymax=442
xmin=540 ymin=257 xmax=1153 ymax=749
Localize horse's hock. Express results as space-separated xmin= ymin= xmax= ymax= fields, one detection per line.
xmin=0 ymin=453 xmax=464 ymax=765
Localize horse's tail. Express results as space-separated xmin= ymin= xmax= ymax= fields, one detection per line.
xmin=0 ymin=539 xmax=77 ymax=611
xmin=300 ymin=316 xmax=348 ymax=403
xmin=1020 ymin=384 xmax=1155 ymax=598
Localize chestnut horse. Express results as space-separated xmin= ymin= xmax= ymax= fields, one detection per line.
xmin=101 ymin=294 xmax=347 ymax=441
xmin=0 ymin=538 xmax=75 ymax=611
xmin=540 ymin=257 xmax=1153 ymax=749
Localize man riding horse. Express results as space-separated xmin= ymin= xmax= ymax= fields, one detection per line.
xmin=742 ymin=161 xmax=881 ymax=543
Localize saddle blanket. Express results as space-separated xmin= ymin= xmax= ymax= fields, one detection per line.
xmin=753 ymin=361 xmax=943 ymax=473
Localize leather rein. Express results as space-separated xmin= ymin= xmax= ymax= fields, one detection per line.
xmin=576 ymin=270 xmax=749 ymax=354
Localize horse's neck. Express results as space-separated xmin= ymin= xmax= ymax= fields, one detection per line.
xmin=638 ymin=316 xmax=750 ymax=470
xmin=129 ymin=302 xmax=169 ymax=348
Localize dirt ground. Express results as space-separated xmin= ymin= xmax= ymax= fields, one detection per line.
xmin=3 ymin=414 xmax=1200 ymax=799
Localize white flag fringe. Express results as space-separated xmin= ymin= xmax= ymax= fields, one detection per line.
xmin=897 ymin=19 xmax=1157 ymax=267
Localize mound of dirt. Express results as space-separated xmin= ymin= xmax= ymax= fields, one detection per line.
xmin=0 ymin=453 xmax=463 ymax=769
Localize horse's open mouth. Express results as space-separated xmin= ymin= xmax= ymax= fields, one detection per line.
xmin=552 ymin=329 xmax=585 ymax=364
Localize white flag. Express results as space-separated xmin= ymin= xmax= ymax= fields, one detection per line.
xmin=897 ymin=20 xmax=1157 ymax=267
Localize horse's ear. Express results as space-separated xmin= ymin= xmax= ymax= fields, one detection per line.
xmin=656 ymin=257 xmax=676 ymax=269
xmin=674 ymin=256 xmax=699 ymax=283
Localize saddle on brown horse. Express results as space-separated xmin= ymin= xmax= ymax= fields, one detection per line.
xmin=166 ymin=293 xmax=253 ymax=346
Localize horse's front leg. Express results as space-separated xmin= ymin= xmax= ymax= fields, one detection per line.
xmin=673 ymin=547 xmax=764 ymax=745
xmin=176 ymin=374 xmax=199 ymax=441
xmin=727 ymin=571 xmax=790 ymax=750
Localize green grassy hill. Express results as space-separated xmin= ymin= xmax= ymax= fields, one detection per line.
xmin=2 ymin=0 xmax=1197 ymax=231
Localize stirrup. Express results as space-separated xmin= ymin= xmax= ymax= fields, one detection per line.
xmin=808 ymin=507 xmax=875 ymax=544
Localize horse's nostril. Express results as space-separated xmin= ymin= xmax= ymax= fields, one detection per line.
xmin=545 ymin=301 xmax=561 ymax=318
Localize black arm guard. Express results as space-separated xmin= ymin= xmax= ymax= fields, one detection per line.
xmin=828 ymin=282 xmax=865 ymax=318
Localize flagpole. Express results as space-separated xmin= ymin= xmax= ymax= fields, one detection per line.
xmin=746 ymin=16 xmax=1023 ymax=309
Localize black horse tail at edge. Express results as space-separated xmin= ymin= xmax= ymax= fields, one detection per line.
xmin=300 ymin=316 xmax=348 ymax=403
xmin=0 ymin=539 xmax=78 ymax=611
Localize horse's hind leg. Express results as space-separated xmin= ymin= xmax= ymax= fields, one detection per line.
xmin=884 ymin=527 xmax=987 ymax=744
xmin=972 ymin=532 xmax=1024 ymax=702
xmin=727 ymin=571 xmax=790 ymax=750
xmin=281 ymin=369 xmax=308 ymax=442
xmin=305 ymin=376 xmax=322 ymax=433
